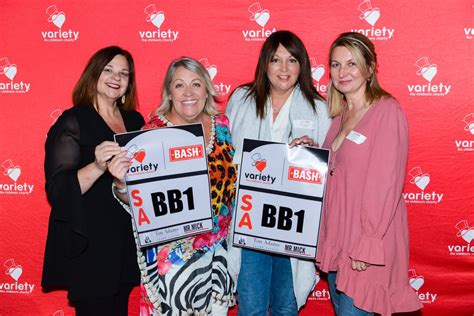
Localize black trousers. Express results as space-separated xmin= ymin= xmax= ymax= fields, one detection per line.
xmin=74 ymin=284 xmax=134 ymax=316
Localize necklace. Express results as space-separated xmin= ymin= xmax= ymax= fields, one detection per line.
xmin=158 ymin=114 xmax=215 ymax=155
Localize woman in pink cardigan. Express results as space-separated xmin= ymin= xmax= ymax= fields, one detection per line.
xmin=316 ymin=32 xmax=423 ymax=315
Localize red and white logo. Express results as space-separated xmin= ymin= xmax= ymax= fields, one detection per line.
xmin=242 ymin=3 xmax=276 ymax=41
xmin=139 ymin=4 xmax=179 ymax=42
xmin=408 ymin=269 xmax=438 ymax=304
xmin=288 ymin=166 xmax=322 ymax=184
xmin=0 ymin=57 xmax=31 ymax=94
xmin=0 ymin=258 xmax=35 ymax=294
xmin=403 ymin=166 xmax=443 ymax=204
xmin=42 ymin=5 xmax=79 ymax=42
xmin=251 ymin=153 xmax=267 ymax=172
xmin=455 ymin=113 xmax=474 ymax=152
xmin=125 ymin=145 xmax=158 ymax=176
xmin=465 ymin=27 xmax=473 ymax=39
xmin=199 ymin=58 xmax=232 ymax=96
xmin=351 ymin=0 xmax=394 ymax=40
xmin=0 ymin=159 xmax=34 ymax=195
xmin=308 ymin=273 xmax=331 ymax=301
xmin=127 ymin=144 xmax=146 ymax=163
xmin=407 ymin=57 xmax=451 ymax=96
xmin=448 ymin=220 xmax=474 ymax=256
xmin=310 ymin=57 xmax=327 ymax=95
xmin=169 ymin=145 xmax=204 ymax=162
xmin=50 ymin=108 xmax=63 ymax=124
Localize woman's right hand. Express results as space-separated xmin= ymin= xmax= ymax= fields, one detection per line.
xmin=107 ymin=150 xmax=132 ymax=183
xmin=94 ymin=141 xmax=122 ymax=172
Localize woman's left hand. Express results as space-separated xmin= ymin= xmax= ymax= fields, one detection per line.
xmin=289 ymin=135 xmax=318 ymax=148
xmin=351 ymin=259 xmax=370 ymax=272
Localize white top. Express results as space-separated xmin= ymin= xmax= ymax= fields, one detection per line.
xmin=270 ymin=88 xmax=294 ymax=142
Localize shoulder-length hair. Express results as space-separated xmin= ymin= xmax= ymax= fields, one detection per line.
xmin=72 ymin=46 xmax=138 ymax=111
xmin=241 ymin=30 xmax=324 ymax=118
xmin=327 ymin=32 xmax=391 ymax=117
xmin=156 ymin=57 xmax=218 ymax=116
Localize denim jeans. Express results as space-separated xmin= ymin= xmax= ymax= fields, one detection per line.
xmin=327 ymin=272 xmax=374 ymax=316
xmin=237 ymin=249 xmax=297 ymax=316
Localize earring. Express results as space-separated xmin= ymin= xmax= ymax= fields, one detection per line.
xmin=121 ymin=95 xmax=126 ymax=104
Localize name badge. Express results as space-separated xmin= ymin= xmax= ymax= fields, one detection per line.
xmin=346 ymin=131 xmax=366 ymax=144
xmin=293 ymin=119 xmax=314 ymax=129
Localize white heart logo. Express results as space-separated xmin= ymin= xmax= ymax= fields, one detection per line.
xmin=207 ymin=66 xmax=217 ymax=80
xmin=461 ymin=229 xmax=474 ymax=243
xmin=414 ymin=175 xmax=430 ymax=190
xmin=364 ymin=9 xmax=380 ymax=26
xmin=255 ymin=12 xmax=270 ymax=27
xmin=409 ymin=276 xmax=424 ymax=291
xmin=311 ymin=65 xmax=325 ymax=81
xmin=151 ymin=13 xmax=165 ymax=28
xmin=421 ymin=66 xmax=437 ymax=82
xmin=52 ymin=13 xmax=66 ymax=28
xmin=4 ymin=65 xmax=17 ymax=80
xmin=7 ymin=167 xmax=21 ymax=182
xmin=8 ymin=266 xmax=23 ymax=281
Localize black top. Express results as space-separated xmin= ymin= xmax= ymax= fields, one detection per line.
xmin=41 ymin=104 xmax=144 ymax=301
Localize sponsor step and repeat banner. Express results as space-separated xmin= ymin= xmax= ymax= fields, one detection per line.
xmin=0 ymin=1 xmax=472 ymax=315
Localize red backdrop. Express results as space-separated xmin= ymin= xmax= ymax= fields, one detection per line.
xmin=0 ymin=1 xmax=473 ymax=315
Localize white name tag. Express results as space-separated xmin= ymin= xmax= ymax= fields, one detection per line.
xmin=346 ymin=131 xmax=366 ymax=144
xmin=293 ymin=119 xmax=314 ymax=129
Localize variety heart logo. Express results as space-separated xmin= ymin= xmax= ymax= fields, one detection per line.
xmin=461 ymin=229 xmax=474 ymax=243
xmin=52 ymin=13 xmax=66 ymax=28
xmin=7 ymin=167 xmax=21 ymax=182
xmin=409 ymin=276 xmax=424 ymax=291
xmin=134 ymin=150 xmax=146 ymax=163
xmin=4 ymin=65 xmax=17 ymax=80
xmin=311 ymin=65 xmax=325 ymax=81
xmin=414 ymin=175 xmax=430 ymax=190
xmin=207 ymin=66 xmax=217 ymax=80
xmin=255 ymin=160 xmax=267 ymax=172
xmin=8 ymin=266 xmax=23 ymax=281
xmin=421 ymin=66 xmax=437 ymax=82
xmin=364 ymin=9 xmax=380 ymax=26
xmin=255 ymin=12 xmax=270 ymax=27
xmin=151 ymin=13 xmax=165 ymax=28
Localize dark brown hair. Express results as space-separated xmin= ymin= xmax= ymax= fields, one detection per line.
xmin=241 ymin=30 xmax=324 ymax=118
xmin=72 ymin=46 xmax=138 ymax=111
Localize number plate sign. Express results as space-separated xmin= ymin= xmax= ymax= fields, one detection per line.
xmin=114 ymin=124 xmax=213 ymax=247
xmin=233 ymin=139 xmax=329 ymax=259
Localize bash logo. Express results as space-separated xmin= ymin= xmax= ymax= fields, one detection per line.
xmin=139 ymin=4 xmax=179 ymax=42
xmin=0 ymin=259 xmax=35 ymax=294
xmin=0 ymin=57 xmax=31 ymax=94
xmin=407 ymin=57 xmax=451 ymax=96
xmin=465 ymin=27 xmax=473 ymax=39
xmin=402 ymin=166 xmax=443 ymax=204
xmin=0 ymin=159 xmax=34 ymax=195
xmin=351 ymin=0 xmax=395 ymax=40
xmin=288 ymin=166 xmax=322 ymax=184
xmin=242 ymin=3 xmax=276 ymax=41
xmin=408 ymin=269 xmax=438 ymax=304
xmin=455 ymin=113 xmax=474 ymax=152
xmin=308 ymin=273 xmax=331 ymax=301
xmin=169 ymin=144 xmax=204 ymax=162
xmin=126 ymin=145 xmax=158 ymax=176
xmin=199 ymin=58 xmax=232 ymax=96
xmin=447 ymin=220 xmax=474 ymax=256
xmin=42 ymin=5 xmax=79 ymax=42
xmin=310 ymin=57 xmax=327 ymax=95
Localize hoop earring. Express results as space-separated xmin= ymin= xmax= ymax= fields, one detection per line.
xmin=121 ymin=95 xmax=126 ymax=104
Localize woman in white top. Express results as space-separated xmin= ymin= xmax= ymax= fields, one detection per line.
xmin=226 ymin=30 xmax=331 ymax=315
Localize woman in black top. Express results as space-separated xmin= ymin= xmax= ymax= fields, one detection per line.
xmin=42 ymin=46 xmax=144 ymax=316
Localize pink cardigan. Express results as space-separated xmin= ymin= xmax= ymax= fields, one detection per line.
xmin=316 ymin=97 xmax=423 ymax=315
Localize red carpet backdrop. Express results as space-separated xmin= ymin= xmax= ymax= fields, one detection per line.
xmin=0 ymin=1 xmax=472 ymax=315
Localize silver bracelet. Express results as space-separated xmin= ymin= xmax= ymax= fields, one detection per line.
xmin=113 ymin=182 xmax=128 ymax=194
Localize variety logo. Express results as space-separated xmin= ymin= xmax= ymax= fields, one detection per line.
xmin=169 ymin=144 xmax=204 ymax=162
xmin=244 ymin=153 xmax=276 ymax=184
xmin=465 ymin=27 xmax=473 ymax=39
xmin=242 ymin=3 xmax=277 ymax=41
xmin=199 ymin=58 xmax=232 ymax=96
xmin=126 ymin=145 xmax=158 ymax=175
xmin=407 ymin=57 xmax=451 ymax=96
xmin=455 ymin=113 xmax=474 ymax=152
xmin=403 ymin=166 xmax=443 ymax=204
xmin=308 ymin=273 xmax=331 ymax=301
xmin=447 ymin=220 xmax=474 ymax=256
xmin=351 ymin=0 xmax=395 ymax=40
xmin=408 ymin=269 xmax=438 ymax=304
xmin=0 ymin=259 xmax=35 ymax=294
xmin=0 ymin=57 xmax=31 ymax=94
xmin=0 ymin=159 xmax=34 ymax=195
xmin=310 ymin=57 xmax=327 ymax=95
xmin=288 ymin=166 xmax=322 ymax=184
xmin=41 ymin=5 xmax=79 ymax=42
xmin=139 ymin=4 xmax=179 ymax=42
